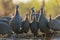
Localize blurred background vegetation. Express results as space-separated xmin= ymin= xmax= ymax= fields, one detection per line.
xmin=0 ymin=0 xmax=60 ymax=19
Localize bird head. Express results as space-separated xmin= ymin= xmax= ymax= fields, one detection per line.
xmin=49 ymin=14 xmax=52 ymax=21
xmin=49 ymin=14 xmax=51 ymax=18
xmin=40 ymin=7 xmax=44 ymax=14
xmin=26 ymin=13 xmax=28 ymax=17
xmin=16 ymin=5 xmax=19 ymax=11
xmin=31 ymin=7 xmax=35 ymax=13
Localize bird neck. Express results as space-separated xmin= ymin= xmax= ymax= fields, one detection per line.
xmin=15 ymin=8 xmax=20 ymax=16
xmin=40 ymin=11 xmax=44 ymax=17
xmin=49 ymin=16 xmax=52 ymax=22
xmin=33 ymin=15 xmax=36 ymax=21
xmin=26 ymin=16 xmax=28 ymax=20
xmin=26 ymin=13 xmax=28 ymax=19
xmin=16 ymin=8 xmax=18 ymax=13
xmin=31 ymin=8 xmax=35 ymax=14
xmin=40 ymin=8 xmax=44 ymax=17
xmin=41 ymin=9 xmax=44 ymax=15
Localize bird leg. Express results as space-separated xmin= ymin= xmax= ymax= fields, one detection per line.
xmin=34 ymin=33 xmax=36 ymax=38
xmin=52 ymin=31 xmax=57 ymax=37
xmin=11 ymin=33 xmax=17 ymax=38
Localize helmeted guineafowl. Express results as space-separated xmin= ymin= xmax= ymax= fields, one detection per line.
xmin=0 ymin=22 xmax=12 ymax=34
xmin=49 ymin=15 xmax=60 ymax=37
xmin=49 ymin=15 xmax=60 ymax=31
xmin=20 ymin=13 xmax=30 ymax=34
xmin=30 ymin=14 xmax=39 ymax=37
xmin=10 ymin=5 xmax=22 ymax=34
xmin=39 ymin=7 xmax=51 ymax=37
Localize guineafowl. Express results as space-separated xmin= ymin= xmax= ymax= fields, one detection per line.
xmin=49 ymin=15 xmax=60 ymax=31
xmin=0 ymin=22 xmax=12 ymax=34
xmin=21 ymin=14 xmax=29 ymax=34
xmin=10 ymin=5 xmax=22 ymax=34
xmin=39 ymin=7 xmax=51 ymax=37
xmin=49 ymin=15 xmax=60 ymax=37
xmin=30 ymin=14 xmax=39 ymax=37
